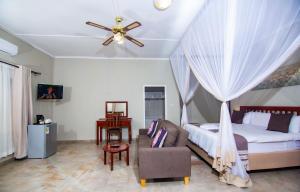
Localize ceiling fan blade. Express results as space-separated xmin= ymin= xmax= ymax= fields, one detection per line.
xmin=125 ymin=35 xmax=144 ymax=47
xmin=86 ymin=21 xmax=112 ymax=32
xmin=123 ymin=21 xmax=142 ymax=32
xmin=102 ymin=36 xmax=114 ymax=46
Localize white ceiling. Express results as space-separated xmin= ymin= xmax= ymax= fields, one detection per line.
xmin=0 ymin=0 xmax=205 ymax=59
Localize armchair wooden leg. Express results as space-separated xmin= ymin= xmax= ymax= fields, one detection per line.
xmin=184 ymin=177 xmax=190 ymax=185
xmin=140 ymin=179 xmax=146 ymax=187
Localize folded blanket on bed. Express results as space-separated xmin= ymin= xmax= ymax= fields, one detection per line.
xmin=209 ymin=129 xmax=249 ymax=170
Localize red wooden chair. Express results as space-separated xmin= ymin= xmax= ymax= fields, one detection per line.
xmin=106 ymin=114 xmax=122 ymax=144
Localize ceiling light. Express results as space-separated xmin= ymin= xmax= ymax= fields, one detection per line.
xmin=114 ymin=32 xmax=124 ymax=44
xmin=154 ymin=0 xmax=172 ymax=10
xmin=117 ymin=37 xmax=124 ymax=45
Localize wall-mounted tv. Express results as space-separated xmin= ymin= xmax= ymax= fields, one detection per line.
xmin=37 ymin=84 xmax=63 ymax=100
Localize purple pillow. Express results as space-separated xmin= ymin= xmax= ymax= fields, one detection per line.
xmin=267 ymin=113 xmax=293 ymax=133
xmin=151 ymin=128 xmax=168 ymax=148
xmin=147 ymin=120 xmax=158 ymax=138
xmin=231 ymin=110 xmax=245 ymax=124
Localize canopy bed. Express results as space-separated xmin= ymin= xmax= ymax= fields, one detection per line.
xmin=185 ymin=106 xmax=300 ymax=171
xmin=170 ymin=0 xmax=300 ymax=187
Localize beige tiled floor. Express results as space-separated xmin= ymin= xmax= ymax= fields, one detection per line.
xmin=0 ymin=142 xmax=299 ymax=192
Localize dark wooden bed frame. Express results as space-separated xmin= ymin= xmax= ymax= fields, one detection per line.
xmin=240 ymin=106 xmax=300 ymax=115
xmin=187 ymin=106 xmax=300 ymax=171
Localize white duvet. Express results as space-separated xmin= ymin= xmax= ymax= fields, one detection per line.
xmin=184 ymin=123 xmax=300 ymax=157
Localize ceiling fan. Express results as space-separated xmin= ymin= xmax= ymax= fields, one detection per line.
xmin=86 ymin=17 xmax=144 ymax=47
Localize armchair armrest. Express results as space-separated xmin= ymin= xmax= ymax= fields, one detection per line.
xmin=138 ymin=147 xmax=191 ymax=179
xmin=139 ymin=128 xmax=148 ymax=135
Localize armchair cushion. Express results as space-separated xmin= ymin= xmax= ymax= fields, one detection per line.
xmin=147 ymin=120 xmax=158 ymax=138
xmin=163 ymin=126 xmax=179 ymax=147
xmin=151 ymin=128 xmax=168 ymax=148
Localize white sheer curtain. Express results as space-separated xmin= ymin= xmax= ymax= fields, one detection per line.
xmin=0 ymin=63 xmax=14 ymax=158
xmin=176 ymin=0 xmax=300 ymax=187
xmin=170 ymin=46 xmax=198 ymax=126
xmin=12 ymin=66 xmax=33 ymax=159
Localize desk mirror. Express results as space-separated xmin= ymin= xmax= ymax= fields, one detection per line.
xmin=105 ymin=101 xmax=128 ymax=117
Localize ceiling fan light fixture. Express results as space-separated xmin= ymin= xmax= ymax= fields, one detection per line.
xmin=154 ymin=0 xmax=172 ymax=10
xmin=116 ymin=36 xmax=124 ymax=45
xmin=114 ymin=32 xmax=124 ymax=44
xmin=86 ymin=17 xmax=144 ymax=47
xmin=117 ymin=39 xmax=124 ymax=45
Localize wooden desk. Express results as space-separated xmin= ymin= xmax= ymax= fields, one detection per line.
xmin=96 ymin=117 xmax=132 ymax=145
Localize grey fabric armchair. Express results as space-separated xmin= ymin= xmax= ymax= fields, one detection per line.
xmin=137 ymin=120 xmax=191 ymax=187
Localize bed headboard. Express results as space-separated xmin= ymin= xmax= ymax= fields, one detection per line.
xmin=240 ymin=106 xmax=300 ymax=115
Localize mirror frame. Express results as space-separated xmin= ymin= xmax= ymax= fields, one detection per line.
xmin=105 ymin=101 xmax=128 ymax=118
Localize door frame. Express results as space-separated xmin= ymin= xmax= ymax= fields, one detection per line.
xmin=143 ymin=85 xmax=167 ymax=128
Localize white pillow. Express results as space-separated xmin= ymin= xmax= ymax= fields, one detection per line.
xmin=242 ymin=112 xmax=252 ymax=124
xmin=249 ymin=112 xmax=271 ymax=128
xmin=289 ymin=116 xmax=300 ymax=133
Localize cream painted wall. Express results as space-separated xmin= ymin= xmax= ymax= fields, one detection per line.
xmin=186 ymin=58 xmax=300 ymax=124
xmin=53 ymin=58 xmax=180 ymax=141
xmin=185 ymin=84 xmax=300 ymax=125
xmin=0 ymin=28 xmax=54 ymax=120
xmin=187 ymin=84 xmax=221 ymax=124
xmin=232 ymin=85 xmax=300 ymax=110
xmin=187 ymin=80 xmax=300 ymax=124
xmin=232 ymin=59 xmax=300 ymax=109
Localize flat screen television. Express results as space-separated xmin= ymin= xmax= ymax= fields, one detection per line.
xmin=37 ymin=84 xmax=63 ymax=100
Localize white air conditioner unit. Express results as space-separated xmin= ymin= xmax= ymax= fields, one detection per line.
xmin=0 ymin=38 xmax=18 ymax=56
